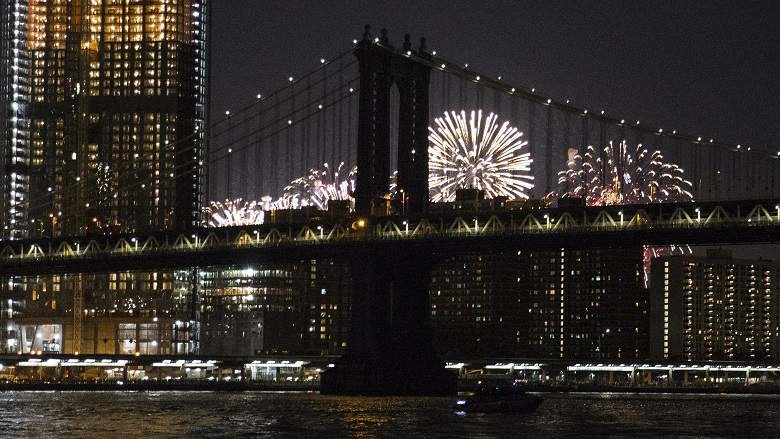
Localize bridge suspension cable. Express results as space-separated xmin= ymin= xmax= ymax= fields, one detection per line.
xmin=23 ymin=80 xmax=359 ymax=223
xmin=20 ymin=49 xmax=359 ymax=232
xmin=15 ymin=34 xmax=780 ymax=238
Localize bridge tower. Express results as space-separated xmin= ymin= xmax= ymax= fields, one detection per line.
xmin=320 ymin=243 xmax=456 ymax=396
xmin=354 ymin=25 xmax=431 ymax=217
xmin=322 ymin=27 xmax=455 ymax=396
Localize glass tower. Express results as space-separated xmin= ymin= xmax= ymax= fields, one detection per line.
xmin=1 ymin=0 xmax=209 ymax=238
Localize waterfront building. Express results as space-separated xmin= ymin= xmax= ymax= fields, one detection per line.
xmin=650 ymin=249 xmax=780 ymax=361
xmin=198 ymin=260 xmax=350 ymax=356
xmin=0 ymin=259 xmax=351 ymax=357
xmin=0 ymin=0 xmax=210 ymax=239
xmin=0 ymin=271 xmax=194 ymax=355
xmin=430 ymin=247 xmax=647 ymax=361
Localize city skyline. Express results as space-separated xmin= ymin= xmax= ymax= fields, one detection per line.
xmin=0 ymin=0 xmax=779 ymax=407
xmin=1 ymin=3 xmax=780 ymax=436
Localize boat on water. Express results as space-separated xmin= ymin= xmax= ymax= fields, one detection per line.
xmin=455 ymin=382 xmax=543 ymax=413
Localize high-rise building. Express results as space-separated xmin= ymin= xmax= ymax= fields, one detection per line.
xmin=198 ymin=260 xmax=351 ymax=357
xmin=0 ymin=259 xmax=352 ymax=357
xmin=0 ymin=270 xmax=195 ymax=355
xmin=650 ymin=249 xmax=780 ymax=361
xmin=430 ymin=247 xmax=647 ymax=361
xmin=0 ymin=1 xmax=31 ymax=239
xmin=0 ymin=0 xmax=209 ymax=239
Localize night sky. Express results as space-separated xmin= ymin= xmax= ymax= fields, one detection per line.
xmin=210 ymin=1 xmax=780 ymax=259
xmin=211 ymin=1 xmax=780 ymax=151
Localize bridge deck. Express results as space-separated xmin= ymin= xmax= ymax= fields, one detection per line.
xmin=1 ymin=200 xmax=778 ymax=275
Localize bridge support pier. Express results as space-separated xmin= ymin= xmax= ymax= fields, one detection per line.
xmin=320 ymin=245 xmax=456 ymax=395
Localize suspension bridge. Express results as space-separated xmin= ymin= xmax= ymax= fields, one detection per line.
xmin=2 ymin=25 xmax=780 ymax=395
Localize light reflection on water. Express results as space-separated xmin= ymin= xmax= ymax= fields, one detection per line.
xmin=0 ymin=391 xmax=777 ymax=438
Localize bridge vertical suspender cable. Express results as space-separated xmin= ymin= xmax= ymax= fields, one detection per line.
xmin=528 ymin=100 xmax=537 ymax=196
xmin=255 ymin=97 xmax=264 ymax=198
xmin=545 ymin=105 xmax=553 ymax=193
xmin=564 ymin=108 xmax=571 ymax=159
xmin=287 ymin=81 xmax=294 ymax=189
xmin=240 ymin=123 xmax=248 ymax=201
xmin=226 ymin=116 xmax=233 ymax=198
xmin=319 ymin=62 xmax=327 ymax=167
xmin=581 ymin=112 xmax=589 ymax=152
xmin=330 ymin=66 xmax=338 ymax=172
xmin=347 ymin=75 xmax=354 ymax=168
xmin=303 ymin=76 xmax=311 ymax=175
xmin=272 ymin=92 xmax=280 ymax=196
xmin=337 ymin=55 xmax=345 ymax=168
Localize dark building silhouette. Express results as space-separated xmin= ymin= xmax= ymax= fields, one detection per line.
xmin=198 ymin=261 xmax=351 ymax=357
xmin=431 ymin=247 xmax=647 ymax=361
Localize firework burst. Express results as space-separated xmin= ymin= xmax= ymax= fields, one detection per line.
xmin=554 ymin=141 xmax=693 ymax=205
xmin=428 ymin=110 xmax=534 ymax=202
xmin=205 ymin=198 xmax=264 ymax=227
xmin=274 ymin=162 xmax=356 ymax=210
xmin=551 ymin=141 xmax=694 ymax=286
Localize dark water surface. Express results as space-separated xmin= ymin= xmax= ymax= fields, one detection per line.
xmin=0 ymin=391 xmax=777 ymax=438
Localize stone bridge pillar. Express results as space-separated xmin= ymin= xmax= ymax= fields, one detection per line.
xmin=354 ymin=25 xmax=431 ymax=218
xmin=320 ymin=244 xmax=456 ymax=395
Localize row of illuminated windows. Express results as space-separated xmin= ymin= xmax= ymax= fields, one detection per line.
xmin=90 ymin=65 xmax=179 ymax=75
xmin=89 ymin=62 xmax=179 ymax=75
xmin=32 ymin=66 xmax=64 ymax=76
xmin=87 ymin=79 xmax=180 ymax=88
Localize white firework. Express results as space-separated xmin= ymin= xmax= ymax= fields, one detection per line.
xmin=95 ymin=162 xmax=116 ymax=204
xmin=554 ymin=141 xmax=693 ymax=205
xmin=274 ymin=162 xmax=356 ymax=210
xmin=551 ymin=141 xmax=694 ymax=287
xmin=428 ymin=110 xmax=534 ymax=202
xmin=205 ymin=198 xmax=264 ymax=227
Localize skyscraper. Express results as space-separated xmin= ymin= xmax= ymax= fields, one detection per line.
xmin=0 ymin=0 xmax=209 ymax=239
xmin=430 ymin=247 xmax=647 ymax=361
xmin=650 ymin=249 xmax=780 ymax=361
xmin=0 ymin=1 xmax=31 ymax=239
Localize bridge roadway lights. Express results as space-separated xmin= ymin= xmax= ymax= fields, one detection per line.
xmin=320 ymin=245 xmax=457 ymax=396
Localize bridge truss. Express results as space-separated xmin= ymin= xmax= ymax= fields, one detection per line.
xmin=2 ymin=200 xmax=778 ymax=276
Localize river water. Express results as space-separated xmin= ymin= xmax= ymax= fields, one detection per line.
xmin=0 ymin=391 xmax=776 ymax=438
